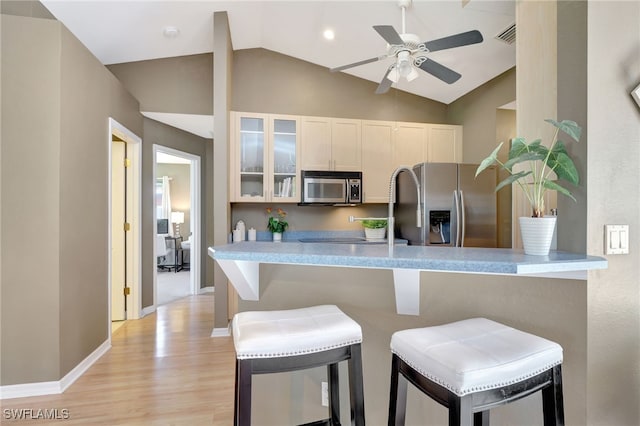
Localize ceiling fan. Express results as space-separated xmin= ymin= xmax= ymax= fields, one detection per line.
xmin=330 ymin=0 xmax=484 ymax=94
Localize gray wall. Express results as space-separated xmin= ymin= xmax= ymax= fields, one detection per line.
xmin=107 ymin=54 xmax=213 ymax=115
xmin=142 ymin=119 xmax=210 ymax=305
xmin=233 ymin=48 xmax=448 ymax=123
xmin=585 ymin=2 xmax=640 ymax=424
xmin=107 ymin=57 xmax=214 ymax=305
xmin=1 ymin=12 xmax=141 ymax=385
xmin=156 ymin=163 xmax=191 ymax=237
xmin=447 ymin=67 xmax=516 ymax=163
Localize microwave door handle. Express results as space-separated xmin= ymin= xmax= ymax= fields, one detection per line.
xmin=459 ymin=190 xmax=466 ymax=247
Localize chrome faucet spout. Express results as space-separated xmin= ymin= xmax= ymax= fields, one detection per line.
xmin=387 ymin=166 xmax=422 ymax=250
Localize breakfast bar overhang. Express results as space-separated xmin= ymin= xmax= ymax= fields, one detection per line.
xmin=209 ymin=242 xmax=607 ymax=315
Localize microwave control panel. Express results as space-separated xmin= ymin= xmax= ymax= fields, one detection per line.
xmin=348 ymin=179 xmax=361 ymax=203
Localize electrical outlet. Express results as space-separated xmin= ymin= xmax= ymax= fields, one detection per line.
xmin=321 ymin=381 xmax=328 ymax=407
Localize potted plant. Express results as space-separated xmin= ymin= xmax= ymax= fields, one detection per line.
xmin=266 ymin=207 xmax=288 ymax=241
xmin=475 ymin=119 xmax=582 ymax=255
xmin=362 ymin=219 xmax=388 ymax=241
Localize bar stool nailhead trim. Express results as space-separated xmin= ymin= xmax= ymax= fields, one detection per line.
xmin=388 ymin=318 xmax=564 ymax=426
xmin=232 ymin=305 xmax=365 ymax=426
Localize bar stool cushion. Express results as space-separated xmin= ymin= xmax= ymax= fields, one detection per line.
xmin=390 ymin=318 xmax=563 ymax=396
xmin=233 ymin=305 xmax=363 ymax=360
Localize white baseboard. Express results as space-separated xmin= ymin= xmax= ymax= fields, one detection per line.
xmin=211 ymin=325 xmax=230 ymax=337
xmin=0 ymin=340 xmax=111 ymax=400
xmin=141 ymin=305 xmax=155 ymax=317
xmin=199 ymin=286 xmax=214 ymax=294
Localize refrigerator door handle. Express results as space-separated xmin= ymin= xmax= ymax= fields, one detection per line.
xmin=453 ymin=190 xmax=461 ymax=247
xmin=459 ymin=190 xmax=466 ymax=247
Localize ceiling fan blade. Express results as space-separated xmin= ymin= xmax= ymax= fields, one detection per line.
xmin=375 ymin=67 xmax=394 ymax=94
xmin=417 ymin=58 xmax=462 ymax=84
xmin=423 ymin=30 xmax=483 ymax=52
xmin=373 ymin=25 xmax=404 ymax=45
xmin=330 ymin=56 xmax=385 ymax=72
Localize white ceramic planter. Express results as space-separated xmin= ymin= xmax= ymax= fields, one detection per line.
xmin=272 ymin=232 xmax=282 ymax=242
xmin=364 ymin=227 xmax=386 ymax=241
xmin=519 ymin=216 xmax=557 ymax=255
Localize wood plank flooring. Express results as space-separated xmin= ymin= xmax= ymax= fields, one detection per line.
xmin=1 ymin=295 xmax=236 ymax=425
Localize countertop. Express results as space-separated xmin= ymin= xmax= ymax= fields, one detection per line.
xmin=210 ymin=234 xmax=607 ymax=315
xmin=209 ymin=240 xmax=607 ymax=275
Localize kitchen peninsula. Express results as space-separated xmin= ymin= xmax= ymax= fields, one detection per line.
xmin=209 ymin=241 xmax=607 ymax=315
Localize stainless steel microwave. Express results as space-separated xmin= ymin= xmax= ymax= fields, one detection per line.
xmin=300 ymin=170 xmax=362 ymax=205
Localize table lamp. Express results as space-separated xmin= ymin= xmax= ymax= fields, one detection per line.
xmin=171 ymin=211 xmax=185 ymax=237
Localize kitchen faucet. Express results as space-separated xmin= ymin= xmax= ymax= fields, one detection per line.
xmin=349 ymin=165 xmax=422 ymax=250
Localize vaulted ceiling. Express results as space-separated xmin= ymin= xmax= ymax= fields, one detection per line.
xmin=41 ymin=0 xmax=516 ymax=105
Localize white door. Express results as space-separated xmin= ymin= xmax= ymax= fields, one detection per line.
xmin=111 ymin=141 xmax=127 ymax=321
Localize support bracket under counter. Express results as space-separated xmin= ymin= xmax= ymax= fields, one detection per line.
xmin=209 ymin=242 xmax=607 ymax=316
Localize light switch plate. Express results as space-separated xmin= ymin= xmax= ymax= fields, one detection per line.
xmin=605 ymin=224 xmax=629 ymax=255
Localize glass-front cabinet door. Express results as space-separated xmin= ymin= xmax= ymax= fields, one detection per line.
xmin=235 ymin=113 xmax=268 ymax=201
xmin=270 ymin=116 xmax=299 ymax=202
xmin=231 ymin=112 xmax=299 ymax=202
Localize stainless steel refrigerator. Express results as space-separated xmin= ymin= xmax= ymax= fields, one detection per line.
xmin=395 ymin=162 xmax=497 ymax=247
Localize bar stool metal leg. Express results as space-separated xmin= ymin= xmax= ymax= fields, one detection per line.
xmin=542 ymin=365 xmax=565 ymax=426
xmin=328 ymin=363 xmax=340 ymax=425
xmin=235 ymin=359 xmax=254 ymax=426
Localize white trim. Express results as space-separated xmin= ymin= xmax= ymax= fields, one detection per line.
xmin=141 ymin=305 xmax=156 ymax=317
xmin=199 ymin=286 xmax=215 ymax=294
xmin=152 ymin=145 xmax=202 ymax=308
xmin=0 ymin=340 xmax=110 ymax=399
xmin=211 ymin=326 xmax=231 ymax=338
xmin=108 ymin=118 xmax=143 ymax=338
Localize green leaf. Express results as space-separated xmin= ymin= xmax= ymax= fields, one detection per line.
xmin=545 ymin=119 xmax=582 ymax=142
xmin=503 ymin=151 xmax=545 ymax=170
xmin=543 ymin=180 xmax=576 ymax=201
xmin=508 ymin=138 xmax=528 ymax=160
xmin=550 ymin=152 xmax=579 ymax=184
xmin=495 ymin=171 xmax=531 ymax=192
xmin=475 ymin=142 xmax=503 ymax=177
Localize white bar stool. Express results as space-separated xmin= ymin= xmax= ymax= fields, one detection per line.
xmin=232 ymin=305 xmax=365 ymax=426
xmin=388 ymin=318 xmax=564 ymax=426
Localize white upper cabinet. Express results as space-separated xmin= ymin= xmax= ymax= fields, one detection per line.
xmin=426 ymin=124 xmax=463 ymax=163
xmin=392 ymin=122 xmax=427 ymax=168
xmin=231 ymin=111 xmax=462 ymax=204
xmin=361 ymin=120 xmax=395 ymax=203
xmin=300 ymin=117 xmax=361 ymax=171
xmin=230 ymin=112 xmax=300 ymax=202
xmin=331 ymin=118 xmax=362 ymax=171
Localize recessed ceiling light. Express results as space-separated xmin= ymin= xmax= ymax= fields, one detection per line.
xmin=163 ymin=26 xmax=180 ymax=39
xmin=323 ymin=28 xmax=335 ymax=41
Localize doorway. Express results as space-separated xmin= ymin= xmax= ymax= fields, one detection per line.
xmin=153 ymin=145 xmax=201 ymax=306
xmin=108 ymin=118 xmax=142 ymax=335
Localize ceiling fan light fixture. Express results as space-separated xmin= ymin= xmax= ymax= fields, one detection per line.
xmin=387 ymin=67 xmax=400 ymax=83
xmin=406 ymin=67 xmax=419 ymax=82
xmin=397 ymin=51 xmax=413 ymax=78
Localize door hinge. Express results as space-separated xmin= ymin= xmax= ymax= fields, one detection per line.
xmin=124 ymin=158 xmax=131 ymax=168
xmin=124 ymin=222 xmax=131 ymax=231
xmin=124 ymin=287 xmax=131 ymax=296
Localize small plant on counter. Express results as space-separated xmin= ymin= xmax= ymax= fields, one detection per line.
xmin=361 ymin=219 xmax=388 ymax=229
xmin=266 ymin=207 xmax=289 ymax=233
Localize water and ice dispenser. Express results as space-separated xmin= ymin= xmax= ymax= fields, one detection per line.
xmin=429 ymin=210 xmax=451 ymax=244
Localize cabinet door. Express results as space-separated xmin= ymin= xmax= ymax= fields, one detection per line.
xmin=300 ymin=117 xmax=332 ymax=170
xmin=362 ymin=120 xmax=395 ymax=203
xmin=393 ymin=122 xmax=427 ymax=167
xmin=234 ymin=112 xmax=268 ymax=202
xmin=331 ymin=118 xmax=362 ymax=171
xmin=427 ymin=124 xmax=463 ymax=163
xmin=270 ymin=115 xmax=300 ymax=202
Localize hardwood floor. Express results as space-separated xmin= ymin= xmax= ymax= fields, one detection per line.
xmin=1 ymin=295 xmax=236 ymax=425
